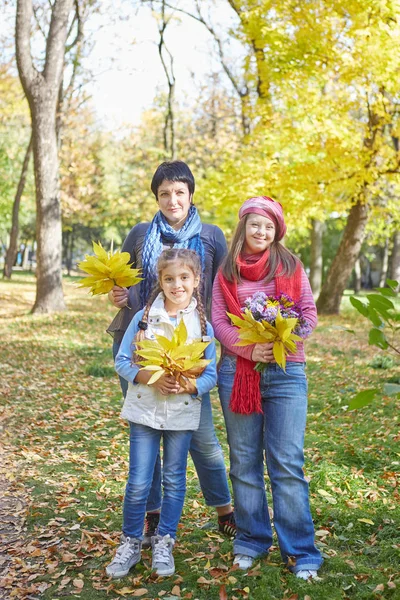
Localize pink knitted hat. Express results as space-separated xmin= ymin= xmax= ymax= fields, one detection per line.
xmin=239 ymin=196 xmax=287 ymax=241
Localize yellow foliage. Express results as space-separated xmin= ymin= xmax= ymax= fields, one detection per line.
xmin=228 ymin=309 xmax=302 ymax=371
xmin=77 ymin=241 xmax=142 ymax=295
xmin=135 ymin=320 xmax=211 ymax=388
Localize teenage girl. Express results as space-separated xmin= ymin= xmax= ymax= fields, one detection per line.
xmin=212 ymin=196 xmax=323 ymax=579
xmin=106 ymin=248 xmax=217 ymax=578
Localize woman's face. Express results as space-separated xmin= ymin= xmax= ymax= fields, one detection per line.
xmin=157 ymin=180 xmax=192 ymax=229
xmin=243 ymin=213 xmax=276 ymax=254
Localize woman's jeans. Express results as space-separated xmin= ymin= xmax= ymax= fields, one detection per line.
xmin=123 ymin=422 xmax=193 ymax=538
xmin=113 ymin=340 xmax=231 ymax=511
xmin=218 ymin=355 xmax=322 ymax=573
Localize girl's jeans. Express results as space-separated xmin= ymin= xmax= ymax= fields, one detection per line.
xmin=123 ymin=422 xmax=192 ymax=538
xmin=113 ymin=340 xmax=231 ymax=511
xmin=218 ymin=354 xmax=322 ymax=573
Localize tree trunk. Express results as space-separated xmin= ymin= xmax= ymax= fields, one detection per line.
xmin=316 ymin=200 xmax=369 ymax=314
xmin=3 ymin=135 xmax=33 ymax=279
xmin=309 ymin=219 xmax=325 ymax=296
xmin=31 ymin=101 xmax=66 ymax=312
xmin=353 ymin=257 xmax=362 ymax=293
xmin=379 ymin=238 xmax=389 ymax=288
xmin=389 ymin=230 xmax=400 ymax=291
xmin=16 ymin=0 xmax=74 ymax=313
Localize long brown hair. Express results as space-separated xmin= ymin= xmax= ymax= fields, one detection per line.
xmin=221 ymin=214 xmax=299 ymax=283
xmin=135 ymin=248 xmax=208 ymax=344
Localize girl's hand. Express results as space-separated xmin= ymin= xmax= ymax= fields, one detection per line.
xmin=108 ymin=285 xmax=128 ymax=308
xmin=151 ymin=374 xmax=180 ymax=396
xmin=178 ymin=379 xmax=197 ymax=395
xmin=251 ymin=342 xmax=274 ymax=363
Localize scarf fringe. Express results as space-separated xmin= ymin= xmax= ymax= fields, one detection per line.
xmin=229 ymin=363 xmax=263 ymax=415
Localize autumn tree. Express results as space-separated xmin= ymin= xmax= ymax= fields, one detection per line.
xmin=16 ymin=0 xmax=75 ymax=312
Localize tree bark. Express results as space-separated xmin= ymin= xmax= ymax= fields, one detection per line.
xmin=309 ymin=219 xmax=325 ymax=296
xmin=379 ymin=238 xmax=389 ymax=288
xmin=16 ymin=0 xmax=74 ymax=312
xmin=389 ymin=231 xmax=400 ymax=290
xmin=316 ymin=201 xmax=369 ymax=314
xmin=353 ymin=257 xmax=362 ymax=293
xmin=3 ymin=135 xmax=33 ymax=279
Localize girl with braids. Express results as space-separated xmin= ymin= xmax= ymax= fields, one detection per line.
xmin=212 ymin=197 xmax=323 ymax=578
xmin=106 ymin=249 xmax=218 ymax=579
xmin=107 ymin=161 xmax=234 ymax=547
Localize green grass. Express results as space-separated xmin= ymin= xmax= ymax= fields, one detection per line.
xmin=1 ymin=273 xmax=399 ymax=600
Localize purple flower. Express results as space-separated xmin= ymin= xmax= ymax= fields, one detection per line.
xmin=241 ymin=291 xmax=311 ymax=339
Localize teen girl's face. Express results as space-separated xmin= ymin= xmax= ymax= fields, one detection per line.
xmin=157 ymin=180 xmax=192 ymax=229
xmin=160 ymin=262 xmax=200 ymax=315
xmin=243 ymin=213 xmax=276 ymax=254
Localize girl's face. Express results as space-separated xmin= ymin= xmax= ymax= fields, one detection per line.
xmin=157 ymin=180 xmax=192 ymax=229
xmin=243 ymin=213 xmax=276 ymax=254
xmin=159 ymin=262 xmax=200 ymax=314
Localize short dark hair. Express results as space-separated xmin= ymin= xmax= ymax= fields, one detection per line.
xmin=150 ymin=160 xmax=195 ymax=198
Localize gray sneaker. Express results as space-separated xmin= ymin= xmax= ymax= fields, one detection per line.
xmin=106 ymin=535 xmax=141 ymax=578
xmin=151 ymin=534 xmax=175 ymax=576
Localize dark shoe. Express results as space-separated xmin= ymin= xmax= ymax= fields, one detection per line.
xmin=218 ymin=511 xmax=236 ymax=538
xmin=142 ymin=512 xmax=160 ymax=548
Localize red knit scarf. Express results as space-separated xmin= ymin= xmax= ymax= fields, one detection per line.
xmin=218 ymin=251 xmax=302 ymax=415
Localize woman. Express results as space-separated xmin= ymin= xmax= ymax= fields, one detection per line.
xmin=212 ymin=196 xmax=322 ymax=578
xmin=107 ymin=161 xmax=235 ymax=544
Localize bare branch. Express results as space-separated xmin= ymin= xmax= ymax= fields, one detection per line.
xmin=142 ymin=0 xmax=250 ymax=134
xmin=65 ymin=0 xmax=83 ymax=53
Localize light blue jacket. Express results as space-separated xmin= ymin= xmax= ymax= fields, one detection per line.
xmin=115 ymin=293 xmax=217 ymax=431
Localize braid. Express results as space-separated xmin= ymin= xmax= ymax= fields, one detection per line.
xmin=194 ymin=287 xmax=208 ymax=340
xmin=132 ymin=284 xmax=161 ymax=364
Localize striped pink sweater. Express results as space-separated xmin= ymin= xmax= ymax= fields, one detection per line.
xmin=211 ymin=268 xmax=317 ymax=363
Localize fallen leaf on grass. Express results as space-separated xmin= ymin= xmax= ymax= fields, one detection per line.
xmin=219 ymin=584 xmax=228 ymax=600
xmin=73 ymin=578 xmax=84 ymax=589
xmin=114 ymin=588 xmax=148 ymax=597
xmin=171 ymin=585 xmax=181 ymax=596
xmin=358 ymin=518 xmax=374 ymax=525
xmin=197 ymin=576 xmax=218 ymax=584
xmin=373 ymin=584 xmax=385 ymax=592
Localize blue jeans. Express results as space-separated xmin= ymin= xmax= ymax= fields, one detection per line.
xmin=123 ymin=423 xmax=193 ymax=538
xmin=218 ymin=355 xmax=322 ymax=573
xmin=113 ymin=340 xmax=231 ymax=511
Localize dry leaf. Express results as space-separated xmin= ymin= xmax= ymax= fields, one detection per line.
xmin=171 ymin=585 xmax=181 ymax=597
xmin=72 ymin=578 xmax=84 ymax=589
xmin=358 ymin=518 xmax=374 ymax=525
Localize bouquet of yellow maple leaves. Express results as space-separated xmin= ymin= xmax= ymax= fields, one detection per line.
xmin=77 ymin=241 xmax=142 ymax=295
xmin=135 ymin=320 xmax=211 ymax=389
xmin=228 ymin=292 xmax=310 ymax=371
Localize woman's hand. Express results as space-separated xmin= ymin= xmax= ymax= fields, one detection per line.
xmin=251 ymin=342 xmax=274 ymax=363
xmin=108 ymin=285 xmax=128 ymax=308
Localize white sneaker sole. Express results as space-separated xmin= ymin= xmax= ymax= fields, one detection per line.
xmin=154 ymin=566 xmax=175 ymax=576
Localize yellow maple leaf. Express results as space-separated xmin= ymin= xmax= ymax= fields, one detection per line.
xmin=228 ymin=309 xmax=301 ymax=371
xmin=135 ymin=320 xmax=211 ymax=389
xmin=77 ymin=241 xmax=142 ymax=296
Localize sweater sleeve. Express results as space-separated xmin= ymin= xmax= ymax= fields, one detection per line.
xmin=115 ymin=309 xmax=144 ymax=384
xmin=299 ymin=268 xmax=318 ymax=334
xmin=211 ymin=275 xmax=254 ymax=360
xmin=194 ymin=322 xmax=218 ymax=397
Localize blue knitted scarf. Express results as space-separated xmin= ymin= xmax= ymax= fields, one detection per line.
xmin=140 ymin=205 xmax=205 ymax=307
